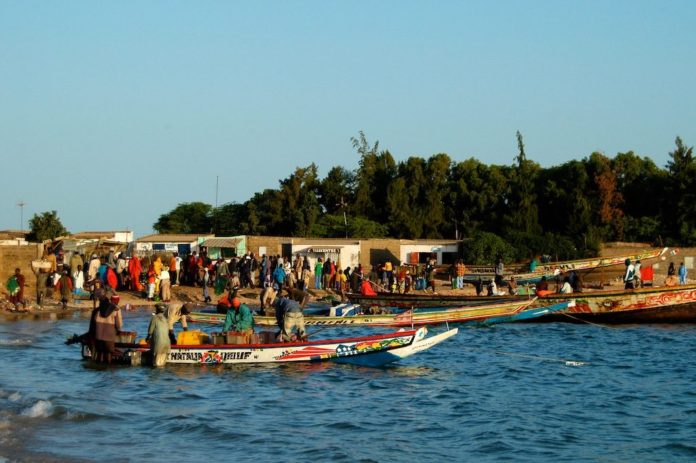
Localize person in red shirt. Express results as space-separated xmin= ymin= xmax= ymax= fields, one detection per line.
xmin=128 ymin=255 xmax=143 ymax=291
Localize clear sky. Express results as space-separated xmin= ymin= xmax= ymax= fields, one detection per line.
xmin=2 ymin=1 xmax=695 ymax=237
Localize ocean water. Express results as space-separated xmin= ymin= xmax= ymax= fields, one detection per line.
xmin=1 ymin=310 xmax=695 ymax=463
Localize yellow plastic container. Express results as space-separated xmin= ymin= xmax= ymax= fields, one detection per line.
xmin=177 ymin=330 xmax=206 ymax=345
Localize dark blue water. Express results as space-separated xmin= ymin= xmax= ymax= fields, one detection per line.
xmin=1 ymin=310 xmax=695 ymax=462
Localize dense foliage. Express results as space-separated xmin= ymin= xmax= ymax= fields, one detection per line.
xmin=28 ymin=210 xmax=68 ymax=242
xmin=153 ymin=133 xmax=696 ymax=262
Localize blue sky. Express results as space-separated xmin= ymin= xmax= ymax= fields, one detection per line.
xmin=1 ymin=1 xmax=695 ymax=237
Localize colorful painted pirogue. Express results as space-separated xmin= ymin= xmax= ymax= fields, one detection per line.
xmin=78 ymin=327 xmax=458 ymax=367
xmin=346 ymin=292 xmax=522 ymax=308
xmin=463 ymin=247 xmax=667 ymax=285
xmin=535 ymin=284 xmax=696 ymax=323
xmin=189 ymin=299 xmax=571 ymax=327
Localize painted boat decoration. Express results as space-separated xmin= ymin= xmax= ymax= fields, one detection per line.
xmin=535 ymin=284 xmax=696 ymax=323
xmin=78 ymin=327 xmax=458 ymax=367
xmin=462 ymin=247 xmax=668 ymax=285
xmin=188 ymin=298 xmax=542 ymax=327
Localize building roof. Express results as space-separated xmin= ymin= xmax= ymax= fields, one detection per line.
xmin=136 ymin=233 xmax=214 ymax=243
xmin=71 ymin=231 xmax=131 ymax=239
xmin=201 ymin=237 xmax=240 ymax=248
xmin=291 ymin=238 xmax=361 ymax=245
xmin=0 ymin=230 xmax=29 ymax=240
xmin=399 ymin=239 xmax=461 ymax=245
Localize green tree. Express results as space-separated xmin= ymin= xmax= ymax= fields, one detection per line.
xmin=244 ymin=189 xmax=284 ymax=236
xmin=665 ymin=136 xmax=696 ymax=244
xmin=613 ymin=151 xmax=665 ymax=219
xmin=212 ymin=202 xmax=248 ymax=236
xmin=28 ymin=210 xmax=68 ymax=242
xmin=319 ymin=166 xmax=355 ymax=215
xmin=462 ymin=231 xmax=515 ymax=265
xmin=421 ymin=153 xmax=450 ymax=238
xmin=505 ymin=131 xmax=540 ymax=234
xmin=352 ymin=131 xmax=396 ymax=221
xmin=387 ymin=176 xmax=420 ymax=238
xmin=277 ymin=165 xmax=322 ymax=236
xmin=537 ymin=160 xmax=594 ymax=254
xmin=312 ymin=214 xmax=388 ymax=238
xmin=448 ymin=159 xmax=508 ymax=237
xmin=153 ymin=202 xmax=212 ymax=234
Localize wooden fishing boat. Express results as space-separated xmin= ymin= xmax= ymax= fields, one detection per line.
xmin=462 ymin=301 xmax=574 ymax=326
xmin=463 ymin=247 xmax=668 ymax=285
xmin=534 ymin=284 xmax=696 ymax=323
xmin=345 ymin=292 xmax=523 ymax=308
xmin=188 ymin=298 xmax=547 ymax=327
xmin=77 ymin=327 xmax=458 ymax=367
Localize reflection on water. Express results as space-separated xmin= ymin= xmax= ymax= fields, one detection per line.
xmin=0 ymin=314 xmax=695 ymax=462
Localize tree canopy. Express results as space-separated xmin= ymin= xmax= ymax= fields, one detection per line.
xmin=28 ymin=210 xmax=68 ymax=242
xmin=152 ymin=133 xmax=696 ymax=261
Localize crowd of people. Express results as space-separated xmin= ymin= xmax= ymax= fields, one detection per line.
xmin=7 ymin=242 xmax=696 ymax=313
xmin=24 ymin=243 xmax=694 ymax=368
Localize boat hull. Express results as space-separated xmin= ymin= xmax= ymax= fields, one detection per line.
xmin=93 ymin=327 xmax=458 ymax=367
xmin=462 ymin=301 xmax=571 ymax=326
xmin=535 ymin=284 xmax=696 ymax=323
xmin=463 ymin=248 xmax=667 ymax=284
xmin=345 ymin=292 xmax=523 ymax=308
xmin=189 ymin=299 xmax=538 ymax=327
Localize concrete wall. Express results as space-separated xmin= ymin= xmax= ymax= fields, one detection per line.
xmin=0 ymin=244 xmax=43 ymax=295
xmin=360 ymin=239 xmax=402 ymax=269
xmin=246 ymin=236 xmax=290 ymax=258
xmin=290 ymin=243 xmax=361 ymax=270
xmin=401 ymin=243 xmax=459 ymax=265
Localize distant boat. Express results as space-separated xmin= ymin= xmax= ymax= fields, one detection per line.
xmin=534 ymin=284 xmax=696 ymax=323
xmin=345 ymin=291 xmax=523 ymax=308
xmin=463 ymin=247 xmax=668 ymax=285
xmin=75 ymin=327 xmax=458 ymax=367
xmin=188 ymin=298 xmax=570 ymax=327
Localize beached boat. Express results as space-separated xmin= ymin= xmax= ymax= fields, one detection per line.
xmin=345 ymin=292 xmax=523 ymax=308
xmin=188 ymin=298 xmax=568 ymax=327
xmin=463 ymin=247 xmax=668 ymax=285
xmin=77 ymin=327 xmax=458 ymax=367
xmin=534 ymin=284 xmax=696 ymax=323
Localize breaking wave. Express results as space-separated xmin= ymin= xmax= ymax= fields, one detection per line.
xmin=20 ymin=400 xmax=53 ymax=418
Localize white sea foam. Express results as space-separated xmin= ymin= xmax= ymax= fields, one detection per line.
xmin=0 ymin=338 xmax=32 ymax=346
xmin=7 ymin=392 xmax=21 ymax=402
xmin=20 ymin=400 xmax=53 ymax=418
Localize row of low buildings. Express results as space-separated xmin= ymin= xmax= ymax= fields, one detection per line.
xmin=0 ymin=230 xmax=461 ymax=284
xmin=2 ymin=230 xmax=695 ymax=287
xmin=134 ymin=233 xmax=462 ymax=270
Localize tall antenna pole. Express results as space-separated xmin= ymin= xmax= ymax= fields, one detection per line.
xmin=213 ymin=176 xmax=219 ymax=235
xmin=18 ymin=200 xmax=26 ymax=231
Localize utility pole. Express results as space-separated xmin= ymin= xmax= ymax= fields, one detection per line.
xmin=17 ymin=200 xmax=26 ymax=231
xmin=337 ymin=198 xmax=348 ymax=238
xmin=213 ymin=176 xmax=219 ymax=235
